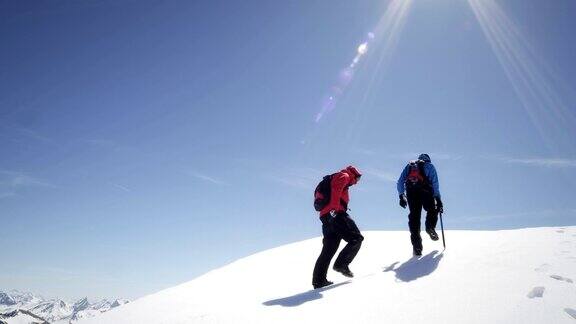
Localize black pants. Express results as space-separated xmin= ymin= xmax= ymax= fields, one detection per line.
xmin=407 ymin=189 xmax=438 ymax=252
xmin=312 ymin=213 xmax=364 ymax=284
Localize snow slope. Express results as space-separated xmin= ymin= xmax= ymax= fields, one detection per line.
xmin=81 ymin=227 xmax=576 ymax=323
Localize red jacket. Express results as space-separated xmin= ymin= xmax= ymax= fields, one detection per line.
xmin=320 ymin=166 xmax=361 ymax=217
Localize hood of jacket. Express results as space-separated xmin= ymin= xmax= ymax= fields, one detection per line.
xmin=342 ymin=165 xmax=362 ymax=185
xmin=418 ymin=154 xmax=431 ymax=163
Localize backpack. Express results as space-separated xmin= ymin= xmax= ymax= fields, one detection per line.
xmin=405 ymin=160 xmax=430 ymax=190
xmin=313 ymin=174 xmax=333 ymax=211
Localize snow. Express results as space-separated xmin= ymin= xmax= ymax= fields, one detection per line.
xmin=110 ymin=299 xmax=129 ymax=308
xmin=27 ymin=299 xmax=73 ymax=322
xmin=82 ymin=227 xmax=576 ymax=323
xmin=0 ymin=310 xmax=47 ymax=324
xmin=73 ymin=298 xmax=90 ymax=313
xmin=68 ymin=309 xmax=103 ymax=323
xmin=67 ymin=299 xmax=129 ymax=323
xmin=0 ymin=291 xmax=129 ymax=323
xmin=0 ymin=291 xmax=44 ymax=314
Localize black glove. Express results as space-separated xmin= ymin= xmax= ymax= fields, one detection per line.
xmin=436 ymin=197 xmax=444 ymax=213
xmin=399 ymin=194 xmax=407 ymax=209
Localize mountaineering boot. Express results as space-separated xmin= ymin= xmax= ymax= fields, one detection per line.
xmin=313 ymin=280 xmax=333 ymax=289
xmin=426 ymin=228 xmax=439 ymax=241
xmin=333 ymin=265 xmax=354 ymax=278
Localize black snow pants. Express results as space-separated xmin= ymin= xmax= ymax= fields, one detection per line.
xmin=312 ymin=212 xmax=364 ymax=284
xmin=407 ymin=189 xmax=438 ymax=252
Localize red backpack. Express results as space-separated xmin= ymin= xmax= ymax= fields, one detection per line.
xmin=405 ymin=160 xmax=429 ymax=190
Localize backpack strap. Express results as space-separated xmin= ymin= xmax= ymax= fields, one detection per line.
xmin=417 ymin=160 xmax=433 ymax=191
xmin=417 ymin=160 xmax=428 ymax=184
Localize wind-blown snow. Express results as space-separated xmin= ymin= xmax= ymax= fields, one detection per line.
xmin=81 ymin=227 xmax=576 ymax=323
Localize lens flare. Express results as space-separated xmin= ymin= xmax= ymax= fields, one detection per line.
xmin=315 ymin=33 xmax=376 ymax=123
xmin=357 ymin=42 xmax=368 ymax=55
xmin=315 ymin=0 xmax=413 ymax=123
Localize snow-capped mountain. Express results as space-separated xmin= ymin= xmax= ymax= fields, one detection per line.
xmin=0 ymin=309 xmax=48 ymax=324
xmin=86 ymin=300 xmax=111 ymax=313
xmin=0 ymin=290 xmax=43 ymax=313
xmin=0 ymin=290 xmax=128 ymax=323
xmin=110 ymin=299 xmax=128 ymax=309
xmin=68 ymin=298 xmax=129 ymax=323
xmin=28 ymin=299 xmax=73 ymax=323
xmin=72 ymin=298 xmax=89 ymax=314
xmin=0 ymin=293 xmax=15 ymax=307
xmin=81 ymin=226 xmax=576 ymax=323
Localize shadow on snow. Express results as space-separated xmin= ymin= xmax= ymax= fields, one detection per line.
xmin=262 ymin=281 xmax=351 ymax=307
xmin=263 ymin=251 xmax=443 ymax=307
xmin=383 ymin=250 xmax=443 ymax=282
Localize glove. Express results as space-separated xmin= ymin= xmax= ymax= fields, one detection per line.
xmin=399 ymin=194 xmax=407 ymax=209
xmin=436 ymin=197 xmax=444 ymax=213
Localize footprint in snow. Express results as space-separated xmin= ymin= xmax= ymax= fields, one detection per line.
xmin=527 ymin=286 xmax=545 ymax=298
xmin=535 ymin=263 xmax=551 ymax=272
xmin=550 ymin=275 xmax=574 ymax=283
xmin=565 ymin=308 xmax=576 ymax=320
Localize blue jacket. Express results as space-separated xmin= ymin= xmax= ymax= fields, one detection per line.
xmin=397 ymin=159 xmax=441 ymax=198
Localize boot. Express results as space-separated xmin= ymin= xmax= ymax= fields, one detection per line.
xmin=426 ymin=228 xmax=439 ymax=241
xmin=312 ymin=279 xmax=333 ymax=289
xmin=333 ymin=265 xmax=354 ymax=278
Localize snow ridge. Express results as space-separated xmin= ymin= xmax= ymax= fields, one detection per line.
xmin=81 ymin=227 xmax=576 ymax=324
xmin=0 ymin=309 xmax=49 ymax=324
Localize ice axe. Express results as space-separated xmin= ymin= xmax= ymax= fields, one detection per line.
xmin=439 ymin=212 xmax=446 ymax=249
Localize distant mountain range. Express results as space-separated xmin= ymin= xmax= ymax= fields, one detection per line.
xmin=0 ymin=290 xmax=129 ymax=323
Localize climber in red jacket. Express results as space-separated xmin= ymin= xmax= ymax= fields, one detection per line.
xmin=312 ymin=166 xmax=364 ymax=289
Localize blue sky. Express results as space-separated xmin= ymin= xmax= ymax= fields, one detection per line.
xmin=1 ymin=0 xmax=575 ymax=300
